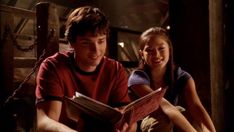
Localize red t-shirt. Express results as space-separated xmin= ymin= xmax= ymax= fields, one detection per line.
xmin=35 ymin=51 xmax=130 ymax=131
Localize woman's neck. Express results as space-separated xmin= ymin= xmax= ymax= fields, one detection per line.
xmin=151 ymin=67 xmax=167 ymax=87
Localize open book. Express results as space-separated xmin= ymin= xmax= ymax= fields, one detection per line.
xmin=64 ymin=87 xmax=166 ymax=129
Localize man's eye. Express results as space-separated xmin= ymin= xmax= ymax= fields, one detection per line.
xmin=81 ymin=41 xmax=91 ymax=45
xmin=98 ymin=39 xmax=105 ymax=44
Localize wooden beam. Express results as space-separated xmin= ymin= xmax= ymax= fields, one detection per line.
xmin=14 ymin=57 xmax=37 ymax=68
xmin=0 ymin=10 xmax=14 ymax=99
xmin=14 ymin=0 xmax=38 ymax=33
xmin=0 ymin=4 xmax=36 ymax=19
xmin=46 ymin=0 xmax=97 ymax=9
xmin=36 ymin=2 xmax=59 ymax=59
xmin=14 ymin=33 xmax=36 ymax=41
xmin=6 ymin=0 xmax=17 ymax=6
xmin=209 ymin=0 xmax=225 ymax=131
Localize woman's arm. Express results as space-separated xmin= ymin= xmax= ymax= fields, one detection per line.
xmin=130 ymin=85 xmax=196 ymax=132
xmin=160 ymin=98 xmax=197 ymax=132
xmin=130 ymin=84 xmax=154 ymax=97
xmin=183 ymin=78 xmax=216 ymax=132
xmin=37 ymin=100 xmax=77 ymax=132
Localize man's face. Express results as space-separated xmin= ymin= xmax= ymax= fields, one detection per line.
xmin=71 ymin=32 xmax=107 ymax=72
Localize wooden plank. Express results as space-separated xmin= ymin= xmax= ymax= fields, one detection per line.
xmin=209 ymin=0 xmax=225 ymax=131
xmin=46 ymin=0 xmax=97 ymax=9
xmin=59 ymin=38 xmax=68 ymax=44
xmin=0 ymin=4 xmax=36 ymax=19
xmin=0 ymin=10 xmax=14 ymax=99
xmin=14 ymin=33 xmax=36 ymax=41
xmin=14 ymin=57 xmax=36 ymax=68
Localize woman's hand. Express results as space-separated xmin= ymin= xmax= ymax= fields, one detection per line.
xmin=115 ymin=123 xmax=129 ymax=132
xmin=114 ymin=107 xmax=137 ymax=132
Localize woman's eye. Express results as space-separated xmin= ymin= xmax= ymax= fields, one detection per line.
xmin=145 ymin=48 xmax=153 ymax=53
xmin=159 ymin=47 xmax=165 ymax=51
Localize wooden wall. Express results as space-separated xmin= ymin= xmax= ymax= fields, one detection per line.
xmin=169 ymin=0 xmax=233 ymax=131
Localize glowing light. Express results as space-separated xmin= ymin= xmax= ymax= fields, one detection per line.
xmin=118 ymin=42 xmax=124 ymax=48
xmin=166 ymin=26 xmax=170 ymax=30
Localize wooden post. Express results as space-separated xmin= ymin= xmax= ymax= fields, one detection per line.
xmin=36 ymin=2 xmax=59 ymax=59
xmin=209 ymin=0 xmax=225 ymax=131
xmin=0 ymin=6 xmax=14 ymax=104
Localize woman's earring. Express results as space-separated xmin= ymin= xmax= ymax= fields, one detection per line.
xmin=142 ymin=58 xmax=145 ymax=65
xmin=139 ymin=50 xmax=145 ymax=64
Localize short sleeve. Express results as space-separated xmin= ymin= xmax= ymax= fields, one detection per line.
xmin=128 ymin=70 xmax=150 ymax=87
xmin=176 ymin=67 xmax=191 ymax=81
xmin=176 ymin=67 xmax=192 ymax=89
xmin=35 ymin=58 xmax=64 ymax=103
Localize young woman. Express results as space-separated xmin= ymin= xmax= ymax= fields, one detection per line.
xmin=128 ymin=27 xmax=215 ymax=132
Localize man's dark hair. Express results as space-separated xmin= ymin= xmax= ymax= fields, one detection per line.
xmin=65 ymin=6 xmax=109 ymax=44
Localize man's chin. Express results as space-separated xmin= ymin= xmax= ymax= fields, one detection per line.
xmin=88 ymin=60 xmax=101 ymax=67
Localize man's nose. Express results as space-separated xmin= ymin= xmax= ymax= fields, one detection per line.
xmin=90 ymin=43 xmax=98 ymax=51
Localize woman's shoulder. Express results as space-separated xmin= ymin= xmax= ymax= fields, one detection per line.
xmin=128 ymin=69 xmax=151 ymax=87
xmin=175 ymin=67 xmax=192 ymax=80
xmin=130 ymin=69 xmax=149 ymax=79
xmin=168 ymin=67 xmax=193 ymax=103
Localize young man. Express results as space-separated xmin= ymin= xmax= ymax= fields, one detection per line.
xmin=35 ymin=6 xmax=136 ymax=132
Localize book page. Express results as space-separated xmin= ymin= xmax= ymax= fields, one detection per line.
xmin=64 ymin=92 xmax=122 ymax=124
xmin=65 ymin=88 xmax=166 ymax=129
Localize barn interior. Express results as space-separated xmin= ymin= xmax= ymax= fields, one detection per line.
xmin=0 ymin=0 xmax=233 ymax=131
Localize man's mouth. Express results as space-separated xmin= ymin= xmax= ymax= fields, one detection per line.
xmin=89 ymin=55 xmax=99 ymax=60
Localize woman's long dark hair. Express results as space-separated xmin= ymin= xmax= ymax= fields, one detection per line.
xmin=138 ymin=27 xmax=175 ymax=101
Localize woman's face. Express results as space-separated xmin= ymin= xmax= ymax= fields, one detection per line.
xmin=141 ymin=36 xmax=170 ymax=70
